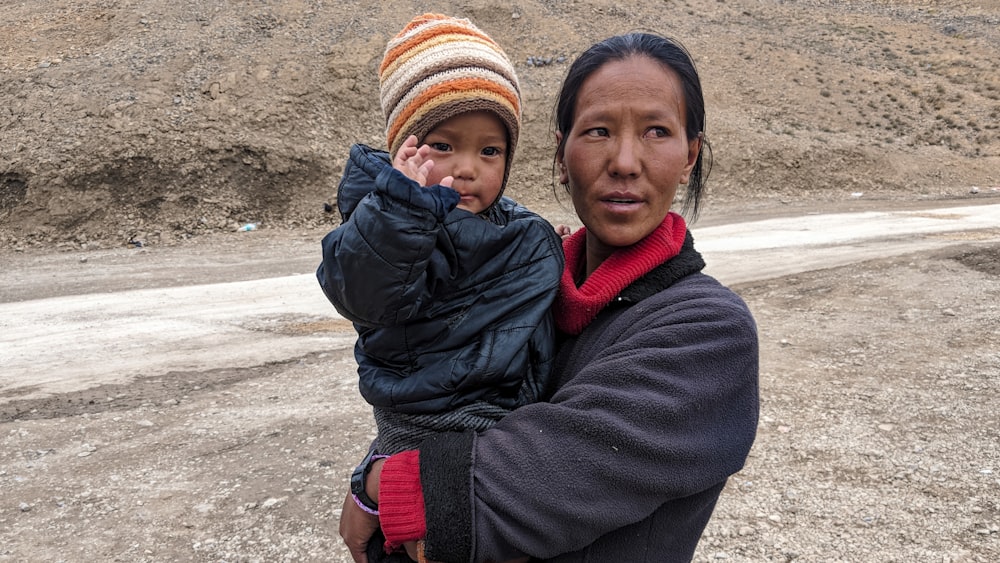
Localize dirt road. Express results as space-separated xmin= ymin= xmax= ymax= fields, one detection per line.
xmin=2 ymin=200 xmax=999 ymax=562
xmin=3 ymin=201 xmax=998 ymax=400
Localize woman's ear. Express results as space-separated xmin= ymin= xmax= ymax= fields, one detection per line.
xmin=679 ymin=133 xmax=702 ymax=185
xmin=555 ymin=131 xmax=569 ymax=185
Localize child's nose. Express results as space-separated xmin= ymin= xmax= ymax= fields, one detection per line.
xmin=451 ymin=152 xmax=477 ymax=180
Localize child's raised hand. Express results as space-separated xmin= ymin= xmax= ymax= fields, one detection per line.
xmin=393 ymin=135 xmax=453 ymax=188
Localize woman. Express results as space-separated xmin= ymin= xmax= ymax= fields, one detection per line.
xmin=341 ymin=32 xmax=760 ymax=563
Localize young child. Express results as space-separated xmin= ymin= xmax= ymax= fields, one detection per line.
xmin=317 ymin=14 xmax=563 ymax=462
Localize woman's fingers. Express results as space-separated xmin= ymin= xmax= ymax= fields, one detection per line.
xmin=338 ymin=492 xmax=380 ymax=563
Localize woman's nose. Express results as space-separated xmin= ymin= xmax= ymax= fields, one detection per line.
xmin=608 ymin=136 xmax=640 ymax=177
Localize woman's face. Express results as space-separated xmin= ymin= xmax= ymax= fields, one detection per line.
xmin=557 ymin=55 xmax=701 ymax=269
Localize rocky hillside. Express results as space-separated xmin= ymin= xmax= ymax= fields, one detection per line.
xmin=2 ymin=0 xmax=998 ymax=249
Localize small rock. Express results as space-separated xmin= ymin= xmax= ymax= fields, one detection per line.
xmin=261 ymin=497 xmax=284 ymax=508
xmin=19 ymin=502 xmax=31 ymax=512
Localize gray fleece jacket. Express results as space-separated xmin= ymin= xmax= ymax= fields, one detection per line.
xmin=418 ymin=235 xmax=760 ymax=562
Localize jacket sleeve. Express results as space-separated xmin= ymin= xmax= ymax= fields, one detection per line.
xmin=316 ymin=159 xmax=460 ymax=328
xmin=417 ymin=278 xmax=760 ymax=562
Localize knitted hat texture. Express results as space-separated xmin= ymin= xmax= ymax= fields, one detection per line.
xmin=380 ymin=14 xmax=521 ymax=189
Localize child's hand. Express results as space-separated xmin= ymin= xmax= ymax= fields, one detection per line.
xmin=393 ymin=135 xmax=454 ymax=188
xmin=554 ymin=224 xmax=573 ymax=239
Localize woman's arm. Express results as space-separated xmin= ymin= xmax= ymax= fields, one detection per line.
xmin=339 ymin=466 xmax=381 ymax=563
xmin=381 ymin=278 xmax=760 ymax=561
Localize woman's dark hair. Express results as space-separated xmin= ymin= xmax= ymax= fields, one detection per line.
xmin=554 ymin=32 xmax=712 ymax=220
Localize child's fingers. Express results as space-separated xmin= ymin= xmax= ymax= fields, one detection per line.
xmin=393 ymin=136 xmax=446 ymax=188
xmin=417 ymin=159 xmax=435 ymax=185
xmin=392 ymin=135 xmax=421 ymax=166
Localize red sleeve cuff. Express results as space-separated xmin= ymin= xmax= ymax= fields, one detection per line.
xmin=379 ymin=450 xmax=426 ymax=551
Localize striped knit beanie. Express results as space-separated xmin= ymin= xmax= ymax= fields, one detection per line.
xmin=380 ymin=14 xmax=521 ymax=196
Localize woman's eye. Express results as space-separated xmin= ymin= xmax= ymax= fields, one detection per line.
xmin=646 ymin=127 xmax=669 ymax=138
xmin=585 ymin=127 xmax=609 ymax=137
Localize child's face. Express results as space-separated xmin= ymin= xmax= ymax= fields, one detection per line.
xmin=421 ymin=111 xmax=508 ymax=214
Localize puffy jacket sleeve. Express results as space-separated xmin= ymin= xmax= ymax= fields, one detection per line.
xmin=316 ymin=145 xmax=460 ymax=327
xmin=415 ymin=275 xmax=760 ymax=561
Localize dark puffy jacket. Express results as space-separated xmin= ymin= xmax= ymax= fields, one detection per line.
xmin=317 ymin=144 xmax=564 ymax=415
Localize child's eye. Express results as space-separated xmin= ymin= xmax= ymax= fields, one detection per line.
xmin=430 ymin=142 xmax=451 ymax=152
xmin=482 ymin=146 xmax=502 ymax=157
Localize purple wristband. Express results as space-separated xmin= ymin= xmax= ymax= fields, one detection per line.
xmin=351 ymin=454 xmax=390 ymax=516
xmin=352 ymin=493 xmax=380 ymax=515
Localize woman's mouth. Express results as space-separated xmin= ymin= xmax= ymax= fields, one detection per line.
xmin=602 ymin=192 xmax=642 ymax=206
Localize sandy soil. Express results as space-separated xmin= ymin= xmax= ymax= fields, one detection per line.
xmin=2 ymin=0 xmax=1000 ymax=561
xmin=2 ymin=200 xmax=999 ymax=562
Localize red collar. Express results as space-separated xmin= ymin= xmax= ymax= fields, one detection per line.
xmin=554 ymin=212 xmax=687 ymax=335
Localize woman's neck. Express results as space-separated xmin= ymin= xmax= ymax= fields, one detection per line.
xmin=554 ymin=212 xmax=688 ymax=336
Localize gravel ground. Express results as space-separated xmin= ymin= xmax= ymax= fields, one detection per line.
xmin=2 ymin=218 xmax=998 ymax=562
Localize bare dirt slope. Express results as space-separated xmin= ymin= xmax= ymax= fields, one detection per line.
xmin=2 ymin=0 xmax=999 ymax=248
xmin=2 ymin=0 xmax=1000 ymax=562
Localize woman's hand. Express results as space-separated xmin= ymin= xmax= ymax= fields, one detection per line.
xmin=339 ymin=491 xmax=380 ymax=563
xmin=393 ymin=135 xmax=453 ymax=188
xmin=339 ymin=457 xmax=387 ymax=562
xmin=402 ymin=541 xmax=422 ymax=561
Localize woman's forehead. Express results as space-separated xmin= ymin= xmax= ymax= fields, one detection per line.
xmin=574 ymin=57 xmax=685 ymax=117
xmin=584 ymin=55 xmax=680 ymax=89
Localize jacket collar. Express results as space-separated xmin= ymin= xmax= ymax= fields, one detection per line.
xmin=617 ymin=231 xmax=705 ymax=304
